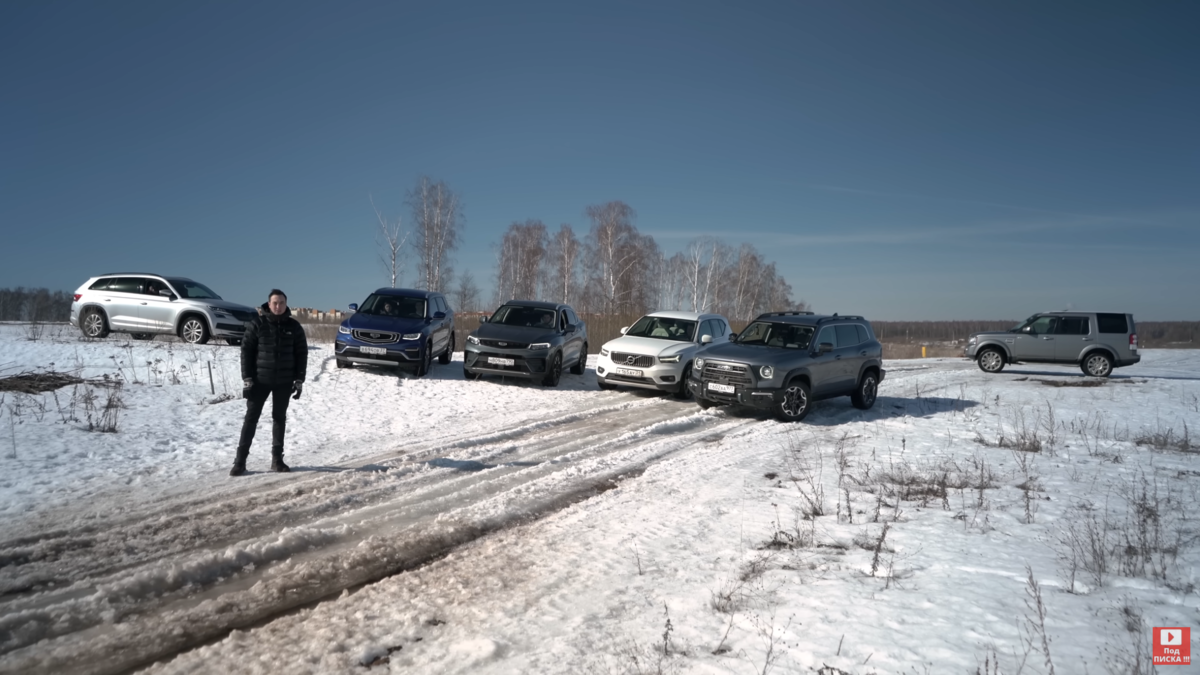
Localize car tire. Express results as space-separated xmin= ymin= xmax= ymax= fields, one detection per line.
xmin=597 ymin=378 xmax=615 ymax=391
xmin=976 ymin=347 xmax=1005 ymax=374
xmin=336 ymin=358 xmax=351 ymax=369
xmin=464 ymin=366 xmax=481 ymax=381
xmin=570 ymin=343 xmax=587 ymax=375
xmin=773 ymin=380 xmax=812 ymax=422
xmin=179 ymin=316 xmax=210 ymax=345
xmin=131 ymin=333 xmax=154 ymax=341
xmin=226 ymin=338 xmax=241 ymax=346
xmin=673 ymin=362 xmax=694 ymax=400
xmin=414 ymin=342 xmax=432 ymax=378
xmin=1081 ymin=352 xmax=1113 ymax=378
xmin=542 ymin=352 xmax=562 ymax=387
xmin=439 ymin=332 xmax=454 ymax=365
xmin=851 ymin=370 xmax=879 ymax=410
xmin=81 ymin=308 xmax=109 ymax=339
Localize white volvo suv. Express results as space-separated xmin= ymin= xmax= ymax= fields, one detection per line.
xmin=595 ymin=311 xmax=733 ymax=399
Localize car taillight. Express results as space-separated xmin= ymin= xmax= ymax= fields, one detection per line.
xmin=73 ymin=294 xmax=82 ymax=302
xmin=1130 ymin=333 xmax=1137 ymax=350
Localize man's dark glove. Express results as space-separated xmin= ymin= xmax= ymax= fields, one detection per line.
xmin=292 ymin=381 xmax=303 ymax=400
xmin=242 ymin=378 xmax=254 ymax=399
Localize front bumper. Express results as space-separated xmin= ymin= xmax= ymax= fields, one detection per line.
xmin=595 ymin=353 xmax=684 ymax=392
xmin=463 ymin=344 xmax=550 ymax=378
xmin=688 ymin=368 xmax=886 ymax=408
xmin=335 ymin=336 xmax=424 ymax=367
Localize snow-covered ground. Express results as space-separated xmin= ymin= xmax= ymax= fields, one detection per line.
xmin=0 ymin=323 xmax=1197 ymax=674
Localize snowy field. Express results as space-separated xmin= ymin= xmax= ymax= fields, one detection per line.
xmin=0 ymin=322 xmax=1197 ymax=675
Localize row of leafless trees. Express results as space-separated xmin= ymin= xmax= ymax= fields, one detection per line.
xmin=0 ymin=288 xmax=73 ymax=322
xmin=490 ymin=200 xmax=805 ymax=320
xmin=374 ymin=176 xmax=465 ymax=294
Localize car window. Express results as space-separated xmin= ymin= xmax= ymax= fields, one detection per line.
xmin=716 ymin=320 xmax=727 ymax=337
xmin=856 ymin=325 xmax=869 ymax=343
xmin=1027 ymin=316 xmax=1058 ymax=335
xmin=565 ymin=308 xmax=579 ymax=326
xmin=105 ymin=277 xmax=143 ymax=293
xmin=835 ymin=324 xmax=860 ymax=347
xmin=1097 ymin=313 xmax=1129 ymax=334
xmin=1057 ymin=317 xmax=1090 ymax=335
xmin=361 ymin=295 xmax=426 ymax=319
xmin=737 ymin=322 xmax=814 ymax=349
xmin=89 ymin=278 xmax=113 ymax=290
xmin=143 ymin=279 xmax=167 ymax=296
xmin=559 ymin=310 xmax=569 ymax=330
xmin=165 ymin=278 xmax=221 ymax=300
xmin=440 ymin=297 xmax=453 ymax=313
xmin=491 ymin=305 xmax=557 ymax=328
xmin=816 ymin=326 xmax=838 ymax=350
xmin=625 ymin=316 xmax=696 ymax=341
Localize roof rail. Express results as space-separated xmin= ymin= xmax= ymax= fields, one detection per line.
xmin=756 ymin=311 xmax=815 ymax=319
xmin=817 ymin=314 xmax=864 ymax=324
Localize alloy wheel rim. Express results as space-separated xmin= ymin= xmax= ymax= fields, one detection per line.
xmin=981 ymin=352 xmax=1001 ymax=371
xmin=1087 ymin=355 xmax=1109 ymax=376
xmin=782 ymin=386 xmax=807 ymax=417
xmin=84 ymin=313 xmax=102 ymax=336
xmin=182 ymin=320 xmax=203 ymax=343
xmin=863 ymin=377 xmax=877 ymax=405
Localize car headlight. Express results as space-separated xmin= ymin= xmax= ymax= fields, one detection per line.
xmin=467 ymin=335 xmax=480 ymax=345
xmin=760 ymin=365 xmax=774 ymax=379
xmin=599 ymin=347 xmax=609 ymax=356
xmin=659 ymin=354 xmax=681 ymax=363
xmin=338 ymin=325 xmax=351 ymax=334
xmin=968 ymin=336 xmax=977 ymax=345
xmin=695 ymin=358 xmax=705 ymax=370
xmin=402 ymin=333 xmax=423 ymax=341
xmin=207 ymin=305 xmax=230 ymax=315
xmin=529 ymin=342 xmax=551 ymax=350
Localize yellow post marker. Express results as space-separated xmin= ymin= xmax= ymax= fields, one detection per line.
xmin=922 ymin=345 xmax=926 ymax=358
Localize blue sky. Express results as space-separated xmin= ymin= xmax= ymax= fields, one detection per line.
xmin=2 ymin=1 xmax=1196 ymax=320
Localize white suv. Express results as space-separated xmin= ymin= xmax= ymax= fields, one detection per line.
xmin=596 ymin=311 xmax=733 ymax=399
xmin=70 ymin=274 xmax=257 ymax=345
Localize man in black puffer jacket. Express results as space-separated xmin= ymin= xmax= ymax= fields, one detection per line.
xmin=231 ymin=289 xmax=308 ymax=476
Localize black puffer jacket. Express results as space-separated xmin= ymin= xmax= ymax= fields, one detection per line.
xmin=241 ymin=304 xmax=308 ymax=386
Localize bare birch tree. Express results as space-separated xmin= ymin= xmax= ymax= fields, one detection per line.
xmin=452 ymin=270 xmax=480 ymax=312
xmin=372 ymin=196 xmax=409 ymax=288
xmin=495 ymin=219 xmax=548 ymax=301
xmin=582 ymin=201 xmax=644 ymax=314
xmin=406 ymin=176 xmax=463 ymax=292
xmin=543 ymin=224 xmax=581 ymax=304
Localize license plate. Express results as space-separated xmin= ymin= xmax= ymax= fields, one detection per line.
xmin=615 ymin=367 xmax=642 ymax=377
xmin=488 ymin=357 xmax=515 ymax=366
xmin=360 ymin=346 xmax=388 ymax=355
xmin=708 ymin=383 xmax=735 ymax=394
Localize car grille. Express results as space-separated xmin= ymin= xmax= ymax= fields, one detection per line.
xmin=610 ymin=352 xmax=654 ymax=368
xmin=352 ymin=329 xmax=400 ymax=344
xmin=701 ymin=361 xmax=752 ymax=387
xmin=230 ymin=310 xmax=256 ymax=322
xmin=479 ymin=339 xmax=529 ymax=349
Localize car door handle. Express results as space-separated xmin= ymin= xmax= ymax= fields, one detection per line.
xmin=1082 ymin=338 xmax=1093 ymax=342
xmin=1041 ymin=337 xmax=1054 ymax=340
xmin=140 ymin=302 xmax=148 ymax=305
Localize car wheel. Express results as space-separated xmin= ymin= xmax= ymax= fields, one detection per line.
xmin=439 ymin=332 xmax=454 ymax=365
xmin=81 ymin=308 xmax=109 ymax=339
xmin=542 ymin=352 xmax=562 ymax=387
xmin=464 ymin=366 xmax=481 ymax=381
xmin=414 ymin=342 xmax=432 ymax=378
xmin=1081 ymin=352 xmax=1113 ymax=378
xmin=131 ymin=333 xmax=154 ymax=341
xmin=851 ymin=371 xmax=878 ymax=410
xmin=226 ymin=338 xmax=242 ymax=346
xmin=673 ymin=362 xmax=694 ymax=400
xmin=570 ymin=343 xmax=587 ymax=375
xmin=976 ymin=348 xmax=1005 ymax=374
xmin=773 ymin=380 xmax=812 ymax=422
xmin=336 ymin=358 xmax=351 ymax=369
xmin=180 ymin=316 xmax=210 ymax=344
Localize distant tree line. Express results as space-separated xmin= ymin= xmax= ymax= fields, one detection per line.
xmin=0 ymin=288 xmax=72 ymax=322
xmin=490 ymin=200 xmax=806 ymax=320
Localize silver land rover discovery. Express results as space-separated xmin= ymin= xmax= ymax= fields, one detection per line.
xmin=965 ymin=311 xmax=1140 ymax=377
xmin=70 ymin=273 xmax=257 ymax=345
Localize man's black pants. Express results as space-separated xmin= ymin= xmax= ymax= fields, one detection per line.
xmin=236 ymin=383 xmax=292 ymax=459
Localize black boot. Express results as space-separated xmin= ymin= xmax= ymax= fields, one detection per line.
xmin=270 ymin=451 xmax=290 ymax=473
xmin=230 ymin=451 xmax=248 ymax=476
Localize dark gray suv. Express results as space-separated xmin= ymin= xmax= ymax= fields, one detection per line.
xmin=463 ymin=301 xmax=588 ymax=387
xmin=687 ymin=312 xmax=885 ymax=422
xmin=965 ymin=311 xmax=1140 ymax=377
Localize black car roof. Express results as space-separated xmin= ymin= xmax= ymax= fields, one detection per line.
xmin=753 ymin=311 xmax=866 ymax=326
xmin=498 ymin=299 xmax=567 ymax=310
xmin=373 ymin=288 xmax=439 ymax=299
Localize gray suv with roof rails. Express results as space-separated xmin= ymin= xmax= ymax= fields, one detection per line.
xmin=70 ymin=273 xmax=257 ymax=345
xmin=687 ymin=311 xmax=885 ymax=422
xmin=965 ymin=311 xmax=1140 ymax=377
xmin=463 ymin=300 xmax=588 ymax=387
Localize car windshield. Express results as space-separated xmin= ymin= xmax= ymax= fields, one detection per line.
xmin=625 ymin=316 xmax=696 ymax=342
xmin=166 ymin=278 xmax=221 ymax=300
xmin=490 ymin=305 xmax=557 ymax=328
xmin=735 ymin=322 xmax=814 ymax=349
xmin=360 ymin=295 xmax=426 ymax=319
xmin=1011 ymin=315 xmax=1039 ymax=331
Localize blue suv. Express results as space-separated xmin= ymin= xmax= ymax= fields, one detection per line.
xmin=334 ymin=288 xmax=455 ymax=377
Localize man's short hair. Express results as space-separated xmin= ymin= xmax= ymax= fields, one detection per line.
xmin=269 ymin=289 xmax=287 ymax=300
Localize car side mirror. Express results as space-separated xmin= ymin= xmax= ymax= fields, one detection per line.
xmin=433 ymin=311 xmax=446 ymax=319
xmin=564 ymin=323 xmax=576 ymax=333
xmin=620 ymin=326 xmax=628 ymax=335
xmin=728 ymin=333 xmax=737 ymax=340
xmin=700 ymin=334 xmax=713 ymax=344
xmin=479 ymin=315 xmax=489 ymax=323
xmin=349 ymin=303 xmax=358 ymax=311
xmin=158 ymin=289 xmax=172 ymax=298
xmin=818 ymin=342 xmax=833 ymax=354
